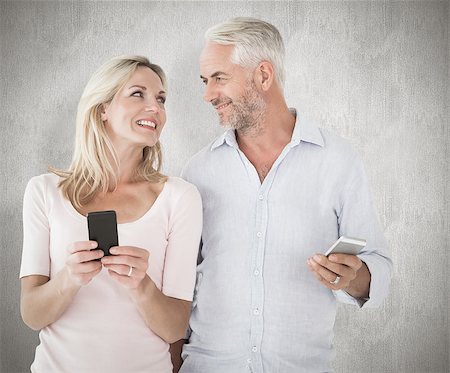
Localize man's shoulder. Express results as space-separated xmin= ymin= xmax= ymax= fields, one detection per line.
xmin=181 ymin=136 xmax=226 ymax=182
xmin=184 ymin=141 xmax=215 ymax=166
xmin=319 ymin=128 xmax=361 ymax=162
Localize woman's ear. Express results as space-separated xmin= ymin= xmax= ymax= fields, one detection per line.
xmin=100 ymin=104 xmax=108 ymax=121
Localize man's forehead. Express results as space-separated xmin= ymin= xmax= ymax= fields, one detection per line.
xmin=200 ymin=42 xmax=235 ymax=72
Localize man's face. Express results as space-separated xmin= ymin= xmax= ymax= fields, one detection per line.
xmin=200 ymin=42 xmax=266 ymax=132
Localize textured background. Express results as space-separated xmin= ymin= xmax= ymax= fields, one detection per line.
xmin=0 ymin=1 xmax=448 ymax=372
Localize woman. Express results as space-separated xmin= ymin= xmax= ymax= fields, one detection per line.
xmin=20 ymin=56 xmax=202 ymax=372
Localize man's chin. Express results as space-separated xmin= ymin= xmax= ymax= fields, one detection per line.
xmin=218 ymin=120 xmax=237 ymax=130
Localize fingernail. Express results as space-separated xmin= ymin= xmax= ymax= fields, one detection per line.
xmin=109 ymin=247 xmax=117 ymax=254
xmin=313 ymin=255 xmax=321 ymax=262
xmin=329 ymin=254 xmax=337 ymax=261
xmin=91 ymin=242 xmax=98 ymax=248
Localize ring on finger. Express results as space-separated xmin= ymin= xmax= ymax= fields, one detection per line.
xmin=330 ymin=275 xmax=340 ymax=285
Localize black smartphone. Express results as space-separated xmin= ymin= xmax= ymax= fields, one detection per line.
xmin=87 ymin=210 xmax=119 ymax=256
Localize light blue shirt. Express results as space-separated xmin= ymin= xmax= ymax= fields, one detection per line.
xmin=180 ymin=112 xmax=392 ymax=373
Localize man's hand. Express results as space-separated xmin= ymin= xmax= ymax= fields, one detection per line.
xmin=307 ymin=253 xmax=371 ymax=298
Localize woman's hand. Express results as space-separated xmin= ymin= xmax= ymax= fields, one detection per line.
xmin=100 ymin=246 xmax=149 ymax=289
xmin=66 ymin=241 xmax=104 ymax=287
xmin=100 ymin=246 xmax=191 ymax=343
xmin=20 ymin=241 xmax=103 ymax=331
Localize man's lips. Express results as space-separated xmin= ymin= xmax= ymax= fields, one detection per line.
xmin=215 ymin=102 xmax=231 ymax=110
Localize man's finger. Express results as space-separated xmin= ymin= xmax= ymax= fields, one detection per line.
xmin=309 ymin=258 xmax=341 ymax=283
xmin=328 ymin=253 xmax=362 ymax=270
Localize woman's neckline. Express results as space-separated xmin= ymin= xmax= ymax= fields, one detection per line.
xmin=59 ymin=176 xmax=170 ymax=225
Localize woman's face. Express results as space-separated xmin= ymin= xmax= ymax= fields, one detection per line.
xmin=101 ymin=66 xmax=167 ymax=150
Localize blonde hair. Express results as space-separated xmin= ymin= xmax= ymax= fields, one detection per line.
xmin=205 ymin=17 xmax=285 ymax=88
xmin=51 ymin=55 xmax=167 ymax=209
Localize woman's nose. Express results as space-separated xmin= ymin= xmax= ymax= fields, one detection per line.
xmin=144 ymin=99 xmax=160 ymax=112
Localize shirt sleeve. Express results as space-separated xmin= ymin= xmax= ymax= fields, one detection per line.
xmin=333 ymin=158 xmax=393 ymax=308
xmin=20 ymin=176 xmax=51 ymax=278
xmin=161 ymin=182 xmax=202 ymax=301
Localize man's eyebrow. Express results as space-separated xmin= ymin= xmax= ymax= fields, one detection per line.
xmin=200 ymin=71 xmax=230 ymax=80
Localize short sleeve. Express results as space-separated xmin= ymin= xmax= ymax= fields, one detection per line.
xmin=333 ymin=158 xmax=393 ymax=308
xmin=161 ymin=183 xmax=202 ymax=301
xmin=20 ymin=176 xmax=51 ymax=278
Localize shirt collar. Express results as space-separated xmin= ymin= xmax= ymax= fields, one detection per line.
xmin=210 ymin=107 xmax=324 ymax=151
xmin=289 ymin=108 xmax=324 ymax=148
xmin=210 ymin=129 xmax=238 ymax=151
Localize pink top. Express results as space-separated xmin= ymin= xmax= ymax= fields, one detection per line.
xmin=20 ymin=173 xmax=202 ymax=373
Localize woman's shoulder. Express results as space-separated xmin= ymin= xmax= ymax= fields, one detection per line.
xmin=163 ymin=176 xmax=201 ymax=203
xmin=25 ymin=173 xmax=60 ymax=193
xmin=164 ymin=176 xmax=196 ymax=189
xmin=23 ymin=173 xmax=63 ymax=213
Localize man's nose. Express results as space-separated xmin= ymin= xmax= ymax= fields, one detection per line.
xmin=203 ymin=82 xmax=217 ymax=103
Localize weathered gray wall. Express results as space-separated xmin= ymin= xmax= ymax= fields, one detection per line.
xmin=1 ymin=1 xmax=448 ymax=372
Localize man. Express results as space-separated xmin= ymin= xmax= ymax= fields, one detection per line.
xmin=177 ymin=17 xmax=392 ymax=372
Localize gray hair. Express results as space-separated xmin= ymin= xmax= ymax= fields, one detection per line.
xmin=205 ymin=17 xmax=285 ymax=88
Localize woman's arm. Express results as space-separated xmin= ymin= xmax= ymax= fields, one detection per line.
xmin=20 ymin=241 xmax=104 ymax=330
xmin=101 ymin=246 xmax=191 ymax=343
xmin=131 ymin=276 xmax=192 ymax=344
xmin=101 ymin=183 xmax=202 ymax=344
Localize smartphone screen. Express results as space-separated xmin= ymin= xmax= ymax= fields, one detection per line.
xmin=324 ymin=236 xmax=366 ymax=256
xmin=87 ymin=210 xmax=119 ymax=256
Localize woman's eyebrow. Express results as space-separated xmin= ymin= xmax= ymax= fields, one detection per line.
xmin=128 ymin=85 xmax=166 ymax=95
xmin=128 ymin=85 xmax=147 ymax=90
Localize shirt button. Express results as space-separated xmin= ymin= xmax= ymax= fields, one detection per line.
xmin=253 ymin=308 xmax=260 ymax=315
xmin=247 ymin=358 xmax=252 ymax=364
xmin=252 ymin=346 xmax=258 ymax=353
xmin=256 ymin=232 xmax=262 ymax=238
xmin=258 ymin=195 xmax=264 ymax=200
xmin=254 ymin=269 xmax=260 ymax=276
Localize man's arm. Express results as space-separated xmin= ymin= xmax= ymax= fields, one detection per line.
xmin=309 ymin=155 xmax=392 ymax=306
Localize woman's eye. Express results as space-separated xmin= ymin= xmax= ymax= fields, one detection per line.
xmin=131 ymin=91 xmax=144 ymax=97
xmin=157 ymin=96 xmax=166 ymax=104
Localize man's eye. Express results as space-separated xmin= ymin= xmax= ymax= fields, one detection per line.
xmin=131 ymin=91 xmax=144 ymax=97
xmin=201 ymin=79 xmax=207 ymax=85
xmin=157 ymin=96 xmax=166 ymax=104
xmin=215 ymin=77 xmax=222 ymax=82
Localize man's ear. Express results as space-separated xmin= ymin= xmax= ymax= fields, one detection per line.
xmin=100 ymin=103 xmax=109 ymax=121
xmin=255 ymin=61 xmax=275 ymax=91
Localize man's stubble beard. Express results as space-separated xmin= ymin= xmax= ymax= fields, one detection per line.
xmin=219 ymin=79 xmax=266 ymax=137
